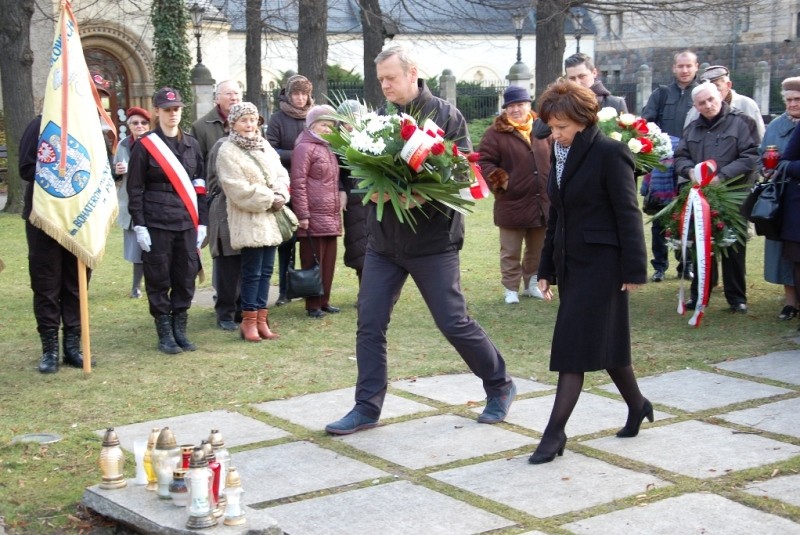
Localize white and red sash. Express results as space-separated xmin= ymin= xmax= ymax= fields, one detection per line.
xmin=677 ymin=160 xmax=716 ymax=327
xmin=139 ymin=132 xmax=200 ymax=228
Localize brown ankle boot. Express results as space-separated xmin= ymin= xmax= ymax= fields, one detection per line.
xmin=240 ymin=310 xmax=261 ymax=342
xmin=256 ymin=309 xmax=279 ymax=340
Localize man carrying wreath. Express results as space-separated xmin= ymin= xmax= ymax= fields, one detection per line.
xmin=325 ymin=44 xmax=516 ymax=435
xmin=673 ymin=82 xmax=759 ymax=313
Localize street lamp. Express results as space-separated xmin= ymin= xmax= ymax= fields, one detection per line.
xmin=512 ymin=10 xmax=526 ymax=63
xmin=189 ymin=2 xmax=205 ymax=65
xmin=570 ymin=8 xmax=584 ymax=54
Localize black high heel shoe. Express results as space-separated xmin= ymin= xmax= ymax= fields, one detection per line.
xmin=616 ymin=399 xmax=654 ymax=438
xmin=528 ymin=433 xmax=567 ymax=465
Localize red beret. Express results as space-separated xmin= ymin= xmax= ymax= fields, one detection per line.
xmin=126 ymin=106 xmax=151 ymax=122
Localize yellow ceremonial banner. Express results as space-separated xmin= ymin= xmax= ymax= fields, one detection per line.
xmin=29 ymin=0 xmax=118 ymax=270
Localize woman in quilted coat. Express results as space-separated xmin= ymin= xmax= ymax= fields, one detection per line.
xmin=291 ymin=105 xmax=343 ymax=318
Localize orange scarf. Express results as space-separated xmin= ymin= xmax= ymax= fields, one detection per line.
xmin=507 ymin=113 xmax=533 ymax=143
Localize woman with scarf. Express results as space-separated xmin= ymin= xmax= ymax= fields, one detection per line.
xmin=217 ymin=102 xmax=292 ymax=341
xmin=529 ymin=80 xmax=650 ymax=465
xmin=478 ymin=86 xmax=551 ymax=304
xmin=267 ymin=75 xmax=314 ymax=306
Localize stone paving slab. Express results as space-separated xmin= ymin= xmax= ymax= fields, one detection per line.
xmin=96 ymin=410 xmax=289 ymax=452
xmin=252 ymin=387 xmax=435 ymax=430
xmin=719 ymin=397 xmax=800 ymax=438
xmin=430 ymin=453 xmax=669 ymax=519
xmin=715 ymin=351 xmax=800 ymax=386
xmin=262 ymin=480 xmax=515 ymax=535
xmin=744 ymin=474 xmax=800 ymax=507
xmin=391 ymin=374 xmax=553 ymax=405
xmin=336 ymin=414 xmax=533 ymax=469
xmin=496 ymin=392 xmax=673 ymax=437
xmin=82 ymin=481 xmax=282 ymax=535
xmin=602 ymin=369 xmax=793 ymax=413
xmin=562 ymin=492 xmax=800 ymax=534
xmin=583 ymin=420 xmax=800 ymax=479
xmin=230 ymin=441 xmax=388 ymax=505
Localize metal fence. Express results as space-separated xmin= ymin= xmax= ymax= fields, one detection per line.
xmin=456 ymin=80 xmax=507 ymax=122
xmin=310 ymin=79 xmax=508 ymax=122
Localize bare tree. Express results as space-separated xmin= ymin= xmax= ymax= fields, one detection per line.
xmin=245 ymin=0 xmax=262 ymax=108
xmin=534 ymin=0 xmax=567 ymax=100
xmin=358 ymin=0 xmax=385 ymax=107
xmin=0 ymin=0 xmax=35 ymax=214
xmin=297 ymin=0 xmax=328 ymax=103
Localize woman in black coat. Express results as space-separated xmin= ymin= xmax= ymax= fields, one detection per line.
xmin=530 ymin=80 xmax=651 ymax=464
xmin=778 ymin=117 xmax=800 ymax=331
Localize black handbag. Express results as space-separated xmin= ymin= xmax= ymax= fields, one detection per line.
xmin=286 ymin=235 xmax=324 ymax=300
xmin=742 ymin=162 xmax=788 ymax=241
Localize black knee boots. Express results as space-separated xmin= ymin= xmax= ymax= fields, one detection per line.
xmin=38 ymin=329 xmax=60 ymax=374
xmin=155 ymin=315 xmax=182 ymax=354
xmin=172 ymin=311 xmax=196 ymax=351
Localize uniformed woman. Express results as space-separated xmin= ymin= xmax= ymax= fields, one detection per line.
xmin=127 ymin=87 xmax=208 ymax=354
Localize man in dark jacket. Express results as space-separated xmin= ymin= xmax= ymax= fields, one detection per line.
xmin=191 ymin=80 xmax=242 ymax=330
xmin=325 ymin=45 xmax=516 ymax=435
xmin=673 ymin=82 xmax=760 ymax=313
xmin=564 ymin=53 xmax=627 ymax=112
xmin=641 ymin=50 xmax=699 ymax=283
xmin=20 ymin=115 xmax=88 ymax=373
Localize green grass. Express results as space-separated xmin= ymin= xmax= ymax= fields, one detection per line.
xmin=0 ymin=193 xmax=798 ymax=533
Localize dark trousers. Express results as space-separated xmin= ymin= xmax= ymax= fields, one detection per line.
xmin=354 ymin=248 xmax=511 ymax=419
xmin=143 ymin=227 xmax=198 ymax=317
xmin=239 ymin=246 xmax=276 ymax=311
xmin=650 ymin=220 xmax=669 ymax=272
xmin=299 ymin=235 xmax=337 ymax=311
xmin=213 ymin=254 xmax=241 ymax=322
xmin=26 ymin=221 xmax=91 ymax=332
xmin=276 ymin=233 xmax=297 ymax=297
xmin=691 ymin=243 xmax=747 ymax=305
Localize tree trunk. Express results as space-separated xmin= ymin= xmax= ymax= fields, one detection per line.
xmin=297 ymin=0 xmax=328 ymax=104
xmin=245 ymin=0 xmax=262 ymax=110
xmin=534 ymin=0 xmax=567 ymax=101
xmin=0 ymin=0 xmax=35 ymax=214
xmin=358 ymin=0 xmax=384 ymax=107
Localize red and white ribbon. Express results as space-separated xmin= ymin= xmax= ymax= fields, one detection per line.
xmin=677 ymin=160 xmax=716 ymax=327
xmin=139 ymin=132 xmax=199 ymax=229
xmin=459 ymin=162 xmax=490 ymax=200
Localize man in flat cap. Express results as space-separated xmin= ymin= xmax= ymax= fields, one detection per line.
xmin=685 ymin=65 xmax=765 ymax=140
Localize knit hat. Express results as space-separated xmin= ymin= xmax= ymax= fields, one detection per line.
xmin=502 ymin=86 xmax=532 ymax=108
xmin=336 ymin=99 xmax=367 ymax=116
xmin=126 ymin=106 xmax=151 ymax=122
xmin=700 ymin=65 xmax=730 ymax=83
xmin=227 ymin=102 xmax=259 ymax=126
xmin=782 ymin=77 xmax=800 ymax=93
xmin=286 ymin=74 xmax=313 ymax=95
xmin=305 ymin=105 xmax=336 ymax=128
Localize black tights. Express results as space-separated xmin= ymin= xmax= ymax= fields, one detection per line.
xmin=537 ymin=365 xmax=645 ymax=453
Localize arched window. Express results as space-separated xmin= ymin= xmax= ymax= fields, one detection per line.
xmin=85 ymin=48 xmax=130 ymax=135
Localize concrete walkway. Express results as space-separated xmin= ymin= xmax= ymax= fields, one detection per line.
xmin=83 ymin=349 xmax=800 ymax=534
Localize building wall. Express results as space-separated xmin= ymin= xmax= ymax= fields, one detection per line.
xmin=594 ymin=0 xmax=800 ymax=87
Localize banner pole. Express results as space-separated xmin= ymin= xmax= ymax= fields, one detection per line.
xmin=78 ymin=258 xmax=92 ymax=375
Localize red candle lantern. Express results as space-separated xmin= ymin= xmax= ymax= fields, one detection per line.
xmin=762 ymin=145 xmax=780 ymax=170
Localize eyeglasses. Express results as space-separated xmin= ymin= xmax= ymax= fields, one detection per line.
xmin=130 ymin=121 xmax=149 ymax=126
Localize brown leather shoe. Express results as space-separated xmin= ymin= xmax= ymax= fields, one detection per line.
xmin=239 ymin=311 xmax=261 ymax=342
xmin=256 ymin=309 xmax=279 ymax=340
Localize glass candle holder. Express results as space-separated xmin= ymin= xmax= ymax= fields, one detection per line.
xmin=185 ymin=447 xmax=217 ymax=529
xmin=222 ymin=466 xmax=245 ymax=526
xmin=99 ymin=428 xmax=127 ymax=489
xmin=133 ymin=439 xmax=148 ymax=485
xmin=143 ymin=427 xmax=160 ymax=491
xmin=152 ymin=427 xmax=181 ymax=499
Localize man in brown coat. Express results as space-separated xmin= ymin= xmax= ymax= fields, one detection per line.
xmin=479 ymin=86 xmax=552 ymax=304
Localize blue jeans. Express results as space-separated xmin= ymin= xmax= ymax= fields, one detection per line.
xmin=239 ymin=246 xmax=277 ymax=310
